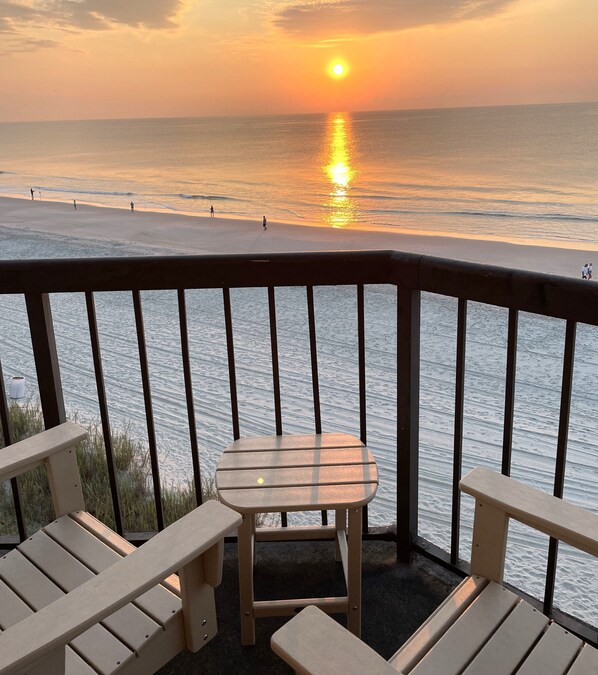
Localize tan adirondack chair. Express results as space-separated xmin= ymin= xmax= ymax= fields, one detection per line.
xmin=0 ymin=422 xmax=242 ymax=674
xmin=272 ymin=466 xmax=598 ymax=674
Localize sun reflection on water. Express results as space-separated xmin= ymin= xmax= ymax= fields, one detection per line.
xmin=323 ymin=112 xmax=358 ymax=227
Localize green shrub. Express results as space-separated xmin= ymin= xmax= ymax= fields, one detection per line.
xmin=0 ymin=402 xmax=214 ymax=537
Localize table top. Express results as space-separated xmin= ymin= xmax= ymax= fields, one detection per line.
xmin=215 ymin=433 xmax=378 ymax=513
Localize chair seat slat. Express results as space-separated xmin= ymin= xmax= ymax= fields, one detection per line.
xmin=462 ymin=600 xmax=548 ymax=674
xmin=409 ymin=582 xmax=518 ymax=675
xmin=72 ymin=511 xmax=181 ymax=596
xmin=390 ymin=576 xmax=488 ymax=673
xmin=568 ymin=643 xmax=598 ymax=674
xmin=516 ymin=622 xmax=582 ymax=675
xmin=45 ymin=514 xmax=181 ymax=627
xmin=20 ymin=529 xmax=163 ymax=653
xmin=0 ymin=549 xmax=135 ymax=673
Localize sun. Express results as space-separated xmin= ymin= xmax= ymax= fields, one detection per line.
xmin=329 ymin=60 xmax=349 ymax=79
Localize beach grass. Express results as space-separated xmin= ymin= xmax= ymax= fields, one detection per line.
xmin=0 ymin=402 xmax=213 ymax=536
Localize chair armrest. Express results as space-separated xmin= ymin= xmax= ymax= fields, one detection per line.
xmin=0 ymin=499 xmax=242 ymax=674
xmin=0 ymin=422 xmax=87 ymax=482
xmin=271 ymin=605 xmax=397 ymax=675
xmin=460 ymin=467 xmax=598 ymax=557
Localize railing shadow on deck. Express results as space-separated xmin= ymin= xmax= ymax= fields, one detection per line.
xmin=0 ymin=250 xmax=597 ymax=644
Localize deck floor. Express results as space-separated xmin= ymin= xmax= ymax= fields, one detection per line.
xmin=158 ymin=539 xmax=461 ymax=674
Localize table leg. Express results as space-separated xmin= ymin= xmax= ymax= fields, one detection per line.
xmin=252 ymin=513 xmax=257 ymax=566
xmin=347 ymin=507 xmax=363 ymax=637
xmin=335 ymin=509 xmax=346 ymax=562
xmin=238 ymin=512 xmax=256 ymax=645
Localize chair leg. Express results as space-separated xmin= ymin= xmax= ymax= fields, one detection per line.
xmin=238 ymin=513 xmax=256 ymax=645
xmin=347 ymin=507 xmax=363 ymax=638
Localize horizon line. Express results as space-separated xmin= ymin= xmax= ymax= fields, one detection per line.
xmin=1 ymin=99 xmax=597 ymax=126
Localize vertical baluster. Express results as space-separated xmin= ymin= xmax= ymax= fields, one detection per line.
xmin=357 ymin=284 xmax=369 ymax=533
xmin=450 ymin=299 xmax=467 ymax=565
xmin=223 ymin=288 xmax=240 ymax=440
xmin=0 ymin=357 xmax=26 ymax=540
xmin=268 ymin=287 xmax=287 ymax=526
xmin=25 ymin=293 xmax=66 ymax=428
xmin=357 ymin=285 xmax=367 ymax=443
xmin=85 ymin=292 xmax=123 ymax=535
xmin=268 ymin=287 xmax=283 ymax=436
xmin=502 ymin=309 xmax=519 ymax=477
xmin=397 ymin=287 xmax=421 ymax=563
xmin=306 ymin=285 xmax=325 ymax=526
xmin=178 ymin=290 xmax=203 ymax=507
xmin=544 ymin=320 xmax=576 ymax=615
xmin=132 ymin=290 xmax=164 ymax=531
xmin=306 ymin=286 xmax=322 ymax=434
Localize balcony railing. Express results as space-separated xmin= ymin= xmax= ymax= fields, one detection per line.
xmin=0 ymin=250 xmax=596 ymax=643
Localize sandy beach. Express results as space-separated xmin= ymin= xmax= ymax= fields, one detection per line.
xmin=0 ymin=195 xmax=594 ymax=279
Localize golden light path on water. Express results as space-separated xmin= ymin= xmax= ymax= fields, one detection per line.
xmin=322 ymin=112 xmax=358 ymax=228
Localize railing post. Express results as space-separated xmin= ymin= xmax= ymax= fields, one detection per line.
xmin=396 ymin=287 xmax=420 ymax=563
xmin=25 ymin=293 xmax=66 ymax=428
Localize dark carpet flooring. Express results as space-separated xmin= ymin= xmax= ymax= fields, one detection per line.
xmin=158 ymin=539 xmax=461 ymax=674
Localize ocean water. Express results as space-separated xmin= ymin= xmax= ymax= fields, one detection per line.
xmin=0 ymin=104 xmax=597 ymax=625
xmin=1 ymin=102 xmax=598 ymax=247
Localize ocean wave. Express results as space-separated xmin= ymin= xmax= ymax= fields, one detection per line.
xmin=353 ymin=193 xmax=573 ymax=210
xmin=178 ymin=193 xmax=238 ymax=201
xmin=367 ymin=207 xmax=598 ymax=223
xmin=446 ymin=209 xmax=598 ymax=223
xmin=364 ymin=181 xmax=581 ymax=199
xmin=281 ymin=207 xmax=305 ymax=219
xmin=38 ymin=186 xmax=134 ymax=197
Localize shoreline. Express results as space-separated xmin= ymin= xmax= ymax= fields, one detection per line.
xmin=0 ymin=195 xmax=594 ymax=279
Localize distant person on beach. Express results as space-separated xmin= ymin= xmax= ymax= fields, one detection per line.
xmin=588 ymin=262 xmax=593 ymax=280
xmin=130 ymin=201 xmax=134 ymax=212
xmin=582 ymin=263 xmax=588 ymax=279
xmin=30 ymin=188 xmax=34 ymax=200
xmin=210 ymin=205 xmax=214 ymax=218
xmin=263 ymin=215 xmax=267 ymax=230
xmin=38 ymin=190 xmax=41 ymax=200
xmin=73 ymin=199 xmax=77 ymax=210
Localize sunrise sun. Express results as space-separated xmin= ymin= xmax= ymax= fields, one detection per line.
xmin=329 ymin=61 xmax=349 ymax=79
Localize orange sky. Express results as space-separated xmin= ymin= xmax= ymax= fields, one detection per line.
xmin=1 ymin=0 xmax=597 ymax=122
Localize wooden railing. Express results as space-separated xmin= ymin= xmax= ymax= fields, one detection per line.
xmin=0 ymin=250 xmax=596 ymax=640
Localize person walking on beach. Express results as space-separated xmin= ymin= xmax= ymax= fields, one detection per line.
xmin=73 ymin=199 xmax=77 ymax=210
xmin=588 ymin=262 xmax=593 ymax=280
xmin=30 ymin=188 xmax=34 ymax=200
xmin=582 ymin=263 xmax=589 ymax=279
xmin=130 ymin=201 xmax=135 ymax=212
xmin=210 ymin=205 xmax=214 ymax=218
xmin=263 ymin=215 xmax=267 ymax=230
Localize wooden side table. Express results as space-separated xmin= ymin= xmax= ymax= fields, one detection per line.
xmin=215 ymin=433 xmax=378 ymax=645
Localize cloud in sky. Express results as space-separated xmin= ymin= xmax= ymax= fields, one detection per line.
xmin=0 ymin=0 xmax=186 ymax=55
xmin=274 ymin=0 xmax=516 ymax=39
xmin=0 ymin=0 xmax=185 ymax=35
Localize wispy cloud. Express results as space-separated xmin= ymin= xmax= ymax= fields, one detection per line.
xmin=0 ymin=17 xmax=60 ymax=55
xmin=59 ymin=0 xmax=185 ymax=30
xmin=0 ymin=0 xmax=186 ymax=53
xmin=274 ymin=0 xmax=515 ymax=40
xmin=0 ymin=0 xmax=184 ymax=37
